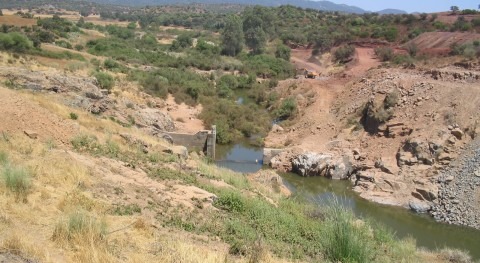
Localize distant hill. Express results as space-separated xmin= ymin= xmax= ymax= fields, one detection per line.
xmin=377 ymin=8 xmax=407 ymax=15
xmin=87 ymin=0 xmax=368 ymax=13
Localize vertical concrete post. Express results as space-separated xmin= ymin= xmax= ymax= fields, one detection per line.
xmin=211 ymin=125 xmax=216 ymax=159
xmin=206 ymin=125 xmax=216 ymax=159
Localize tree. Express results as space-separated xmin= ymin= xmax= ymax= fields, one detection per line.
xmin=80 ymin=9 xmax=90 ymax=17
xmin=450 ymin=6 xmax=459 ymax=14
xmin=221 ymin=15 xmax=243 ymax=56
xmin=275 ymin=44 xmax=291 ymax=61
xmin=244 ymin=26 xmax=266 ymax=54
xmin=242 ymin=6 xmax=276 ymax=54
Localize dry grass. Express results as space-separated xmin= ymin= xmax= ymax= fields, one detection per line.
xmin=1 ymin=233 xmax=45 ymax=261
xmin=53 ymin=211 xmax=114 ymax=263
xmin=0 ymin=15 xmax=36 ymax=26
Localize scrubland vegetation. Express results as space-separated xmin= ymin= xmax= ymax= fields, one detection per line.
xmin=0 ymin=2 xmax=479 ymax=261
xmin=2 ymin=3 xmax=480 ymax=143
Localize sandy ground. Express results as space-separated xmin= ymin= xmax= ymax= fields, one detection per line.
xmin=165 ymin=95 xmax=205 ymax=134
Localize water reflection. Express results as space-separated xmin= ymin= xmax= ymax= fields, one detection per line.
xmin=215 ymin=140 xmax=263 ymax=174
xmin=280 ymin=173 xmax=480 ymax=259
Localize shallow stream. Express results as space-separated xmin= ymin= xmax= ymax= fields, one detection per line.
xmin=215 ymin=142 xmax=480 ymax=259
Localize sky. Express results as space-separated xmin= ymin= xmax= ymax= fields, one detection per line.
xmin=329 ymin=0 xmax=480 ymax=13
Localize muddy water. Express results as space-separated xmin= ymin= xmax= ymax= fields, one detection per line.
xmin=215 ymin=143 xmax=480 ymax=260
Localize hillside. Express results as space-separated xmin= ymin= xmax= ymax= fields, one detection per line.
xmin=0 ymin=3 xmax=480 ymax=262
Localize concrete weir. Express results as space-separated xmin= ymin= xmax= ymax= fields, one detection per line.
xmin=162 ymin=125 xmax=216 ymax=158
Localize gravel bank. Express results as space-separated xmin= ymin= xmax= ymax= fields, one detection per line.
xmin=430 ymin=138 xmax=480 ymax=229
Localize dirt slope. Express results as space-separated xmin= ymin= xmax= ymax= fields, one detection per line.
xmin=408 ymin=32 xmax=480 ymax=55
xmin=0 ymin=87 xmax=78 ymax=144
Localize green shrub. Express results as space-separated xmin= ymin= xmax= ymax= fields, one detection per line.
xmin=2 ymin=164 xmax=31 ymax=202
xmin=0 ymin=151 xmax=8 ymax=165
xmin=321 ymin=205 xmax=374 ymax=263
xmin=375 ymin=47 xmax=394 ymax=62
xmin=104 ymin=139 xmax=120 ymax=158
xmin=392 ymin=54 xmax=415 ymax=66
xmin=55 ymin=40 xmax=73 ymax=49
xmin=103 ymin=58 xmax=119 ymax=69
xmin=406 ymin=43 xmax=418 ymax=57
xmin=334 ymin=45 xmax=355 ymax=63
xmin=214 ymin=190 xmax=246 ymax=213
xmin=244 ymin=54 xmax=295 ymax=79
xmin=110 ymin=204 xmax=141 ymax=216
xmin=69 ymin=112 xmax=78 ymax=120
xmin=0 ymin=32 xmax=33 ymax=53
xmin=275 ymin=44 xmax=291 ymax=61
xmin=71 ymin=134 xmax=100 ymax=152
xmin=94 ymin=72 xmax=115 ymax=90
xmin=275 ymin=97 xmax=297 ymax=120
xmin=74 ymin=44 xmax=84 ymax=51
xmin=384 ymin=89 xmax=399 ymax=108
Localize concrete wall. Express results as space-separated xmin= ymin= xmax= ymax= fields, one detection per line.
xmin=162 ymin=126 xmax=216 ymax=158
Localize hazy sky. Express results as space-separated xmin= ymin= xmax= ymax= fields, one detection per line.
xmin=330 ymin=0 xmax=479 ymax=13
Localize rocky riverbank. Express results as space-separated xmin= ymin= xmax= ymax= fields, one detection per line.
xmin=431 ymin=138 xmax=480 ymax=229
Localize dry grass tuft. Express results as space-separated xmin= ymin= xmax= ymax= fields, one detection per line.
xmin=1 ymin=164 xmax=31 ymax=203
xmin=1 ymin=233 xmax=45 ymax=261
xmin=53 ymin=211 xmax=107 ymax=245
xmin=438 ymin=248 xmax=472 ymax=263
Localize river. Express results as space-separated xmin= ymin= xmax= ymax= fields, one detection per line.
xmin=215 ymin=142 xmax=480 ymax=260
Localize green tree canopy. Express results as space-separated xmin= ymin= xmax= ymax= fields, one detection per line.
xmin=221 ymin=15 xmax=244 ymax=56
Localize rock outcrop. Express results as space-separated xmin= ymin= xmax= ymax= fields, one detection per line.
xmin=291 ymin=152 xmax=352 ymax=180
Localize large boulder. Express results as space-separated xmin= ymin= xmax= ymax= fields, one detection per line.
xmin=409 ymin=200 xmax=431 ymax=213
xmin=292 ymin=153 xmax=332 ymax=177
xmin=292 ymin=153 xmax=352 ymax=179
xmin=134 ymin=108 xmax=175 ymax=132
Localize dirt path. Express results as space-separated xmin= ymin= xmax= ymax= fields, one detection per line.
xmin=266 ymin=47 xmax=380 ymax=150
xmin=346 ymin=48 xmax=381 ymax=77
xmin=290 ymin=49 xmax=324 ymax=73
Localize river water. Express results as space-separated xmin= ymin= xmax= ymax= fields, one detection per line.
xmin=215 ymin=142 xmax=480 ymax=259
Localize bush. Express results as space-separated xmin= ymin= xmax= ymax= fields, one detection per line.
xmin=384 ymin=89 xmax=399 ymax=108
xmin=94 ymin=72 xmax=115 ymax=90
xmin=0 ymin=32 xmax=33 ymax=53
xmin=74 ymin=44 xmax=84 ymax=51
xmin=406 ymin=43 xmax=418 ymax=57
xmin=214 ymin=191 xmax=246 ymax=213
xmin=2 ymin=164 xmax=31 ymax=202
xmin=55 ymin=40 xmax=72 ymax=49
xmin=110 ymin=203 xmax=141 ymax=216
xmin=0 ymin=151 xmax=7 ymax=165
xmin=69 ymin=112 xmax=78 ymax=120
xmin=275 ymin=97 xmax=297 ymax=120
xmin=275 ymin=44 xmax=291 ymax=61
xmin=374 ymin=47 xmax=394 ymax=62
xmin=244 ymin=54 xmax=295 ymax=78
xmin=321 ymin=205 xmax=374 ymax=263
xmin=103 ymin=58 xmax=119 ymax=69
xmin=334 ymin=45 xmax=355 ymax=63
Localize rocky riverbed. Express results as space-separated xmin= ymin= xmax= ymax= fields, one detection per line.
xmin=431 ymin=138 xmax=480 ymax=229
